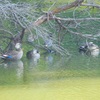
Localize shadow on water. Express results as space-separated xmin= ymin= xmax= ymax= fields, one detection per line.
xmin=0 ymin=53 xmax=100 ymax=86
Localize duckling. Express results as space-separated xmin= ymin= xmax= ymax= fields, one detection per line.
xmin=0 ymin=43 xmax=23 ymax=60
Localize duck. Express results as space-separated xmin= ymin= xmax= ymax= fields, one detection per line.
xmin=26 ymin=49 xmax=40 ymax=60
xmin=88 ymin=42 xmax=99 ymax=57
xmin=79 ymin=42 xmax=99 ymax=57
xmin=26 ymin=49 xmax=40 ymax=66
xmin=0 ymin=43 xmax=23 ymax=61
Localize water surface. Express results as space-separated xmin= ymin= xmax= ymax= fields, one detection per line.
xmin=0 ymin=54 xmax=100 ymax=100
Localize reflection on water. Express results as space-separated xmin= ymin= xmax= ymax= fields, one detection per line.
xmin=16 ymin=60 xmax=24 ymax=78
xmin=45 ymin=54 xmax=54 ymax=65
xmin=0 ymin=60 xmax=24 ymax=85
xmin=27 ymin=57 xmax=40 ymax=68
xmin=0 ymin=54 xmax=100 ymax=85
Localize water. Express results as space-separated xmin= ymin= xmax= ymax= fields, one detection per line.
xmin=0 ymin=53 xmax=100 ymax=100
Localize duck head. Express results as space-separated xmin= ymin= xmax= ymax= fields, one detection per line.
xmin=32 ymin=49 xmax=39 ymax=54
xmin=15 ymin=43 xmax=21 ymax=50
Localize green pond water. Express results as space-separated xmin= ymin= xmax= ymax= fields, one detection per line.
xmin=0 ymin=54 xmax=100 ymax=100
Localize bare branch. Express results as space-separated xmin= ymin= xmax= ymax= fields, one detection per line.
xmin=81 ymin=4 xmax=100 ymax=9
xmin=52 ymin=0 xmax=84 ymax=14
xmin=33 ymin=0 xmax=84 ymax=26
xmin=67 ymin=29 xmax=97 ymax=40
xmin=0 ymin=29 xmax=14 ymax=36
xmin=54 ymin=17 xmax=100 ymax=22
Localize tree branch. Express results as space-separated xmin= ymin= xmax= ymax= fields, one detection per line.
xmin=81 ymin=4 xmax=100 ymax=9
xmin=67 ymin=29 xmax=97 ymax=40
xmin=52 ymin=0 xmax=84 ymax=14
xmin=54 ymin=17 xmax=100 ymax=22
xmin=33 ymin=0 xmax=84 ymax=26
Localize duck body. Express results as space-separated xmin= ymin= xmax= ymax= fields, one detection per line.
xmin=90 ymin=48 xmax=99 ymax=57
xmin=26 ymin=49 xmax=40 ymax=60
xmin=1 ymin=43 xmax=23 ymax=61
xmin=26 ymin=50 xmax=33 ymax=59
xmin=1 ymin=49 xmax=23 ymax=60
xmin=88 ymin=42 xmax=99 ymax=57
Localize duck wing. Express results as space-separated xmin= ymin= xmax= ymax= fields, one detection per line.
xmin=1 ymin=50 xmax=19 ymax=60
